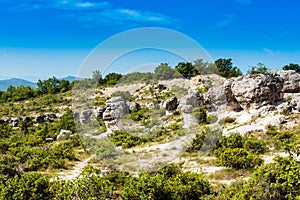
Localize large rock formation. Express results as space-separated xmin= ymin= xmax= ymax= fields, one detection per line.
xmin=103 ymin=97 xmax=128 ymax=132
xmin=272 ymin=70 xmax=300 ymax=93
xmin=205 ymin=73 xmax=286 ymax=112
xmin=179 ymin=89 xmax=203 ymax=113
xmin=231 ymin=73 xmax=284 ymax=111
xmin=79 ymin=109 xmax=93 ymax=124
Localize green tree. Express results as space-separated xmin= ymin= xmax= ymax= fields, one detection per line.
xmin=215 ymin=58 xmax=242 ymax=78
xmin=283 ymin=63 xmax=300 ymax=73
xmin=37 ymin=76 xmax=60 ymax=94
xmin=154 ymin=63 xmax=176 ymax=80
xmin=103 ymin=73 xmax=122 ymax=85
xmin=175 ymin=62 xmax=198 ymax=78
xmin=248 ymin=63 xmax=270 ymax=74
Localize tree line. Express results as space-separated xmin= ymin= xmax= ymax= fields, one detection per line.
xmin=0 ymin=77 xmax=72 ymax=103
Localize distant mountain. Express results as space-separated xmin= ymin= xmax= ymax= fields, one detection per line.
xmin=59 ymin=76 xmax=82 ymax=82
xmin=0 ymin=78 xmax=37 ymax=91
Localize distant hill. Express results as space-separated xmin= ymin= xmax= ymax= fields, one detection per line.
xmin=0 ymin=78 xmax=37 ymax=91
xmin=0 ymin=76 xmax=81 ymax=91
xmin=59 ymin=76 xmax=81 ymax=82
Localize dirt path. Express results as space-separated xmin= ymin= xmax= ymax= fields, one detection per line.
xmin=56 ymin=156 xmax=94 ymax=181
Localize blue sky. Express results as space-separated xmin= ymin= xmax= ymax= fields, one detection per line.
xmin=0 ymin=0 xmax=300 ymax=81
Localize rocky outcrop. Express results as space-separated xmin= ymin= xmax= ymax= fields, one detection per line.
xmin=103 ymin=97 xmax=128 ymax=132
xmin=128 ymin=102 xmax=140 ymax=113
xmin=179 ymin=89 xmax=203 ymax=113
xmin=93 ymin=106 xmax=106 ymax=119
xmin=272 ymin=70 xmax=300 ymax=93
xmin=224 ymin=79 xmax=241 ymax=111
xmin=205 ymin=73 xmax=288 ymax=112
xmin=35 ymin=113 xmax=57 ymax=123
xmin=79 ymin=109 xmax=93 ymax=124
xmin=231 ymin=74 xmax=284 ymax=111
xmin=162 ymin=97 xmax=178 ymax=111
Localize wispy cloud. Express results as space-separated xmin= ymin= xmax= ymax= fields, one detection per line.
xmin=267 ymin=30 xmax=293 ymax=41
xmin=50 ymin=0 xmax=109 ymax=10
xmin=234 ymin=0 xmax=252 ymax=4
xmin=263 ymin=48 xmax=274 ymax=56
xmin=211 ymin=15 xmax=236 ymax=29
xmin=100 ymin=8 xmax=178 ymax=25
xmin=3 ymin=0 xmax=179 ymax=26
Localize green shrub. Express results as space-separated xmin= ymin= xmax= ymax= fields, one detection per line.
xmin=243 ymin=137 xmax=266 ymax=154
xmin=110 ymin=131 xmax=151 ymax=149
xmin=187 ymin=127 xmax=221 ymax=154
xmin=192 ymin=106 xmax=208 ymax=124
xmin=96 ymin=140 xmax=118 ymax=160
xmin=130 ymin=107 xmax=149 ymax=122
xmin=51 ymin=141 xmax=76 ymax=160
xmin=223 ymin=116 xmax=236 ymax=124
xmin=220 ymin=157 xmax=300 ymax=199
xmin=218 ymin=148 xmax=263 ymax=169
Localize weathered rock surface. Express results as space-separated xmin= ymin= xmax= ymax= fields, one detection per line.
xmin=179 ymin=89 xmax=203 ymax=113
xmin=93 ymin=106 xmax=106 ymax=119
xmin=103 ymin=97 xmax=128 ymax=132
xmin=79 ymin=109 xmax=93 ymax=124
xmin=272 ymin=70 xmax=300 ymax=93
xmin=162 ymin=96 xmax=178 ymax=111
xmin=231 ymin=74 xmax=284 ymax=111
xmin=128 ymin=102 xmax=140 ymax=113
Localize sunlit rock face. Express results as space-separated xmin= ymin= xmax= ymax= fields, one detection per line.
xmin=231 ymin=73 xmax=284 ymax=111
xmin=271 ymin=70 xmax=300 ymax=93
xmin=103 ymin=97 xmax=128 ymax=132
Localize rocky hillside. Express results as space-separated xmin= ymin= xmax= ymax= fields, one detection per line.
xmin=0 ymin=70 xmax=299 ymax=199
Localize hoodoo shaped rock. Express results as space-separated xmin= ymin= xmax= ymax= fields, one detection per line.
xmin=103 ymin=97 xmax=128 ymax=132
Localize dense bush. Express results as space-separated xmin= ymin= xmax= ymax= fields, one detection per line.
xmin=218 ymin=148 xmax=263 ymax=169
xmin=215 ymin=133 xmax=266 ymax=156
xmin=119 ymin=72 xmax=155 ymax=84
xmin=218 ymin=156 xmax=300 ymax=199
xmin=109 ymin=131 xmax=152 ymax=149
xmin=0 ymin=173 xmax=52 ymax=200
xmin=0 ymin=77 xmax=72 ymax=103
xmin=155 ymin=63 xmax=179 ymax=80
xmin=130 ymin=107 xmax=149 ymax=122
xmin=187 ymin=127 xmax=221 ymax=154
xmin=175 ymin=62 xmax=199 ymax=78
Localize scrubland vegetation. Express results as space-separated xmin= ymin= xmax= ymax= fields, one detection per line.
xmin=0 ymin=59 xmax=299 ymax=199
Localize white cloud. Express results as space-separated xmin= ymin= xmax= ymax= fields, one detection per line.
xmin=100 ymin=8 xmax=178 ymax=25
xmin=263 ymin=48 xmax=274 ymax=56
xmin=51 ymin=0 xmax=109 ymax=10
